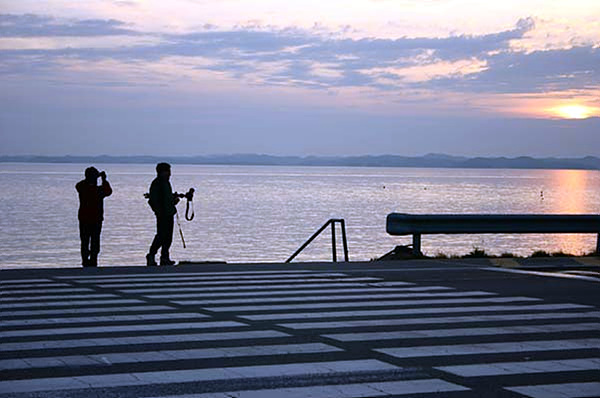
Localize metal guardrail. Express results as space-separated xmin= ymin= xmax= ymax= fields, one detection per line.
xmin=286 ymin=219 xmax=349 ymax=263
xmin=386 ymin=213 xmax=600 ymax=255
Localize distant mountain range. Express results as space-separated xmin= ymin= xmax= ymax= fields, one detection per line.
xmin=1 ymin=154 xmax=599 ymax=170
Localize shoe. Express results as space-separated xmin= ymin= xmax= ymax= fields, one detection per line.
xmin=160 ymin=257 xmax=176 ymax=266
xmin=146 ymin=254 xmax=157 ymax=267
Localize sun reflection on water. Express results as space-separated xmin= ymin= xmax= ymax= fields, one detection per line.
xmin=545 ymin=169 xmax=597 ymax=254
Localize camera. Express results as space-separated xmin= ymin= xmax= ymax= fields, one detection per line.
xmin=175 ymin=188 xmax=195 ymax=201
xmin=144 ymin=188 xmax=194 ymax=201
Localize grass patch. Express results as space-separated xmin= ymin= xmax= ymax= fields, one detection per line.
xmin=583 ymin=250 xmax=600 ymax=256
xmin=377 ymin=246 xmax=596 ymax=261
xmin=551 ymin=251 xmax=574 ymax=257
xmin=531 ymin=250 xmax=551 ymax=258
xmin=531 ymin=250 xmax=576 ymax=257
xmin=463 ymin=247 xmax=489 ymax=258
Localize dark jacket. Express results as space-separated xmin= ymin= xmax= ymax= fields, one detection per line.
xmin=148 ymin=177 xmax=177 ymax=217
xmin=76 ymin=180 xmax=112 ymax=223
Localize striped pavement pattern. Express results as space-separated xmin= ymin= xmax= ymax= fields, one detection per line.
xmin=143 ymin=379 xmax=470 ymax=398
xmin=1 ymin=268 xmax=599 ymax=397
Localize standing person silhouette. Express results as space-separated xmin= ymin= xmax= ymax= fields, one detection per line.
xmin=76 ymin=167 xmax=112 ymax=267
xmin=146 ymin=162 xmax=179 ymax=266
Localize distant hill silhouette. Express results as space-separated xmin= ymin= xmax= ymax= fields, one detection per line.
xmin=1 ymin=154 xmax=599 ymax=170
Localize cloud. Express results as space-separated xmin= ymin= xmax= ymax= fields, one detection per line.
xmin=0 ymin=14 xmax=139 ymax=37
xmin=1 ymin=14 xmax=596 ymax=95
xmin=427 ymin=46 xmax=600 ymax=93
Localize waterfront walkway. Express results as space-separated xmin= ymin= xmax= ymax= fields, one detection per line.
xmin=1 ymin=259 xmax=599 ymax=397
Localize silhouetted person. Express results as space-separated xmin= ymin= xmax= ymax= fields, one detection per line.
xmin=76 ymin=167 xmax=112 ymax=267
xmin=146 ymin=162 xmax=179 ymax=266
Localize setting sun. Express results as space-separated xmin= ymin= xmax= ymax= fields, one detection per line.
xmin=552 ymin=104 xmax=595 ymax=119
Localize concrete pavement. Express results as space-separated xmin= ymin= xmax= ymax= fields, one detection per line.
xmin=1 ymin=259 xmax=599 ymax=397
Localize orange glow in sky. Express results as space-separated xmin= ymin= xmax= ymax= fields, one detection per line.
xmin=548 ymin=104 xmax=599 ymax=119
xmin=0 ymin=0 xmax=599 ymax=124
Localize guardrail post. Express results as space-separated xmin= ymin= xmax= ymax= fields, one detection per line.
xmin=331 ymin=221 xmax=337 ymax=262
xmin=341 ymin=219 xmax=349 ymax=262
xmin=412 ymin=234 xmax=421 ymax=256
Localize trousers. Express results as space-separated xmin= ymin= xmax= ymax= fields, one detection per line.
xmin=149 ymin=214 xmax=174 ymax=259
xmin=79 ymin=222 xmax=102 ymax=267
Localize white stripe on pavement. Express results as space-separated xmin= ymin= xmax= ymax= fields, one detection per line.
xmin=324 ymin=322 xmax=600 ymax=341
xmin=1 ymin=288 xmax=94 ymax=295
xmin=173 ymin=291 xmax=495 ymax=306
xmin=69 ymin=273 xmax=350 ymax=284
xmin=0 ymin=343 xmax=341 ymax=371
xmin=56 ymin=270 xmax=315 ymax=279
xmin=376 ymin=338 xmax=600 ymax=358
xmin=145 ymin=379 xmax=469 ymax=398
xmin=0 ymin=320 xmax=246 ymax=338
xmin=2 ymin=305 xmax=174 ymax=317
xmin=206 ymin=296 xmax=541 ymax=312
xmin=1 ymin=283 xmax=73 ymax=289
xmin=1 ymin=294 xmax=119 ymax=303
xmin=368 ymin=281 xmax=419 ymax=287
xmin=437 ymin=357 xmax=600 ymax=377
xmin=280 ymin=311 xmax=600 ymax=329
xmin=243 ymin=303 xmax=591 ymax=321
xmin=143 ymin=286 xmax=453 ymax=299
xmin=99 ymin=277 xmax=382 ymax=288
xmin=0 ymin=279 xmax=53 ymax=284
xmin=1 ymin=299 xmax=144 ymax=309
xmin=505 ymin=382 xmax=600 ymax=398
xmin=2 ymin=312 xmax=209 ymax=327
xmin=0 ymin=360 xmax=397 ymax=394
xmin=119 ymin=282 xmax=392 ymax=294
xmin=0 ymin=330 xmax=288 ymax=352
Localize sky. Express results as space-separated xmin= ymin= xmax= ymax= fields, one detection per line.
xmin=0 ymin=0 xmax=599 ymax=157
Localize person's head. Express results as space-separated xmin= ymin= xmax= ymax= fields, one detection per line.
xmin=156 ymin=162 xmax=171 ymax=179
xmin=84 ymin=167 xmax=100 ymax=183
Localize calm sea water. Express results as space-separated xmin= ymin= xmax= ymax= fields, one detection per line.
xmin=1 ymin=163 xmax=599 ymax=268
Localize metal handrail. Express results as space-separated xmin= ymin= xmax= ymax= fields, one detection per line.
xmin=286 ymin=219 xmax=349 ymax=263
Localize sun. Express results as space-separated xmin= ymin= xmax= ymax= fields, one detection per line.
xmin=552 ymin=104 xmax=594 ymax=119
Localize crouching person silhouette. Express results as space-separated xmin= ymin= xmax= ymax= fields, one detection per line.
xmin=146 ymin=162 xmax=179 ymax=266
xmin=76 ymin=167 xmax=112 ymax=267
